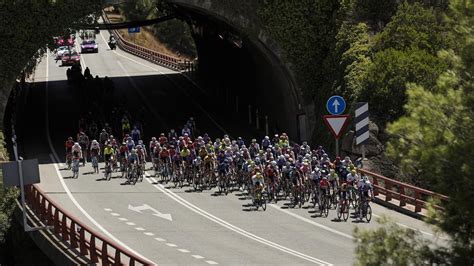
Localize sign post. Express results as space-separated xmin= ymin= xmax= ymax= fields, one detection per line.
xmin=2 ymin=136 xmax=48 ymax=232
xmin=128 ymin=27 xmax=140 ymax=43
xmin=323 ymin=115 xmax=350 ymax=156
xmin=324 ymin=95 xmax=348 ymax=156
xmin=355 ymin=102 xmax=369 ymax=159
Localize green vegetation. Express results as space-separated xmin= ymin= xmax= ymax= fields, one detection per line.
xmin=0 ymin=132 xmax=19 ymax=245
xmin=355 ymin=0 xmax=474 ymax=264
xmin=116 ymin=0 xmax=197 ymax=58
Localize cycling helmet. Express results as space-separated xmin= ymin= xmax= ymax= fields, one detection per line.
xmin=152 ymin=137 xmax=157 ymax=141
xmin=68 ymin=137 xmax=73 ymax=141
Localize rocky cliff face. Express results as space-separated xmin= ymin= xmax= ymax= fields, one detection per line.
xmin=342 ymin=121 xmax=403 ymax=179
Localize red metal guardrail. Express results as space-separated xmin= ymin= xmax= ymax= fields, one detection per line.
xmin=102 ymin=12 xmax=195 ymax=72
xmin=25 ymin=184 xmax=155 ymax=265
xmin=359 ymin=169 xmax=449 ymax=214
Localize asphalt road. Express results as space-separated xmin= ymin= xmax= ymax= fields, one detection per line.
xmin=18 ymin=30 xmax=445 ymax=265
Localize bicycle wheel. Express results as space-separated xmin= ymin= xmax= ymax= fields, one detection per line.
xmin=323 ymin=199 xmax=329 ymax=217
xmin=342 ymin=203 xmax=349 ymax=221
xmin=336 ymin=203 xmax=342 ymax=220
xmin=365 ymin=205 xmax=372 ymax=222
xmin=262 ymin=195 xmax=267 ymax=211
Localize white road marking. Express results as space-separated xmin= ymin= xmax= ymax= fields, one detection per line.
xmin=166 ymin=243 xmax=178 ymax=247
xmin=206 ymin=260 xmax=219 ymax=265
xmin=126 ymin=222 xmax=136 ymax=226
xmin=177 ymin=249 xmax=190 ymax=253
xmin=144 ymin=232 xmax=155 ymax=236
xmin=118 ymin=217 xmax=128 ymax=221
xmin=154 ymin=237 xmax=166 ymax=242
xmin=128 ymin=204 xmax=172 ymax=221
xmin=192 ymin=255 xmax=204 ymax=259
xmin=144 ymin=173 xmax=332 ymax=266
xmin=268 ymin=205 xmax=353 ymax=240
xmin=110 ymin=212 xmax=120 ymax=216
xmin=135 ymin=227 xmax=145 ymax=231
xmin=44 ymin=52 xmax=153 ymax=264
xmin=104 ymin=208 xmax=113 ymax=212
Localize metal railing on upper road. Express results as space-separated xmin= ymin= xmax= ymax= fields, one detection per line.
xmin=26 ymin=184 xmax=154 ymax=265
xmin=102 ymin=11 xmax=195 ymax=72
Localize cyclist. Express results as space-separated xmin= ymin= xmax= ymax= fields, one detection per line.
xmin=65 ymin=137 xmax=74 ymax=165
xmin=159 ymin=133 xmax=168 ymax=145
xmin=71 ymin=142 xmax=82 ymax=174
xmin=103 ymin=143 xmax=115 ymax=169
xmin=78 ymin=131 xmax=90 ymax=166
xmin=358 ymin=176 xmax=374 ymax=220
xmin=149 ymin=137 xmax=158 ymax=161
xmin=118 ymin=142 xmax=129 ymax=170
xmin=251 ymin=171 xmax=265 ymax=199
xmin=90 ymin=140 xmax=100 ymax=173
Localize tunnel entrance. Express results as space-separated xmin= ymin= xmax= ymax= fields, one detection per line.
xmin=174 ymin=6 xmax=306 ymax=142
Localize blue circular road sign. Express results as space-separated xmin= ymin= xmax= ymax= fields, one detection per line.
xmin=326 ymin=95 xmax=346 ymax=115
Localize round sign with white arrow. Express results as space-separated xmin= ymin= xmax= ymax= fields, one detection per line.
xmin=326 ymin=95 xmax=346 ymax=115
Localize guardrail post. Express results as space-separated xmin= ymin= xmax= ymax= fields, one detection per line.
xmin=399 ymin=186 xmax=406 ymax=207
xmin=90 ymin=235 xmax=99 ymax=263
xmin=371 ymin=175 xmax=379 ymax=196
xmin=40 ymin=196 xmax=46 ymax=220
xmin=79 ymin=228 xmax=88 ymax=256
xmin=385 ymin=182 xmax=392 ymax=201
xmin=102 ymin=241 xmax=109 ymax=265
xmin=114 ymin=249 xmax=121 ymax=265
xmin=414 ymin=191 xmax=422 ymax=212
xmin=70 ymin=221 xmax=78 ymax=248
xmin=53 ymin=209 xmax=60 ymax=234
xmin=47 ymin=203 xmax=54 ymax=225
xmin=61 ymin=214 xmax=69 ymax=241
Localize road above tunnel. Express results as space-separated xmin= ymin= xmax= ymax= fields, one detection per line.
xmin=17 ymin=30 xmax=444 ymax=265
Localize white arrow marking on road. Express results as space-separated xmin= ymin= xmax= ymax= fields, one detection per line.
xmin=128 ymin=204 xmax=173 ymax=221
xmin=332 ymin=99 xmax=340 ymax=113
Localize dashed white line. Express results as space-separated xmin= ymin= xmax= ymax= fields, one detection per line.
xmin=118 ymin=217 xmax=128 ymax=221
xmin=145 ymin=173 xmax=332 ymax=265
xmin=110 ymin=213 xmax=120 ymax=216
xmin=166 ymin=243 xmax=178 ymax=247
xmin=104 ymin=208 xmax=113 ymax=212
xmin=154 ymin=237 xmax=166 ymax=242
xmin=144 ymin=232 xmax=155 ymax=236
xmin=177 ymin=249 xmax=190 ymax=253
xmin=126 ymin=222 xmax=136 ymax=226
xmin=206 ymin=260 xmax=218 ymax=265
xmin=135 ymin=227 xmax=145 ymax=231
xmin=192 ymin=255 xmax=204 ymax=259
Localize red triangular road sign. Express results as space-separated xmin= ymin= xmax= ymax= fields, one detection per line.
xmin=323 ymin=115 xmax=350 ymax=139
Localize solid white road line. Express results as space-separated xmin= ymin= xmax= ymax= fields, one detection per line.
xmin=268 ymin=204 xmax=354 ymax=240
xmin=144 ymin=174 xmax=332 ymax=265
xmin=44 ymin=52 xmax=154 ymax=264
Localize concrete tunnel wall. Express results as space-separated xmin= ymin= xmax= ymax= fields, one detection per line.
xmin=168 ymin=0 xmax=314 ymax=143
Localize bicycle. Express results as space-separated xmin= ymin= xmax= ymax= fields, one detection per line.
xmin=71 ymin=158 xmax=80 ymax=178
xmin=104 ymin=159 xmax=113 ymax=181
xmin=91 ymin=155 xmax=99 ymax=173
xmin=254 ymin=188 xmax=267 ymax=211
xmin=336 ymin=197 xmax=349 ymax=221
xmin=319 ymin=191 xmax=330 ymax=218
xmin=359 ymin=197 xmax=372 ymax=222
